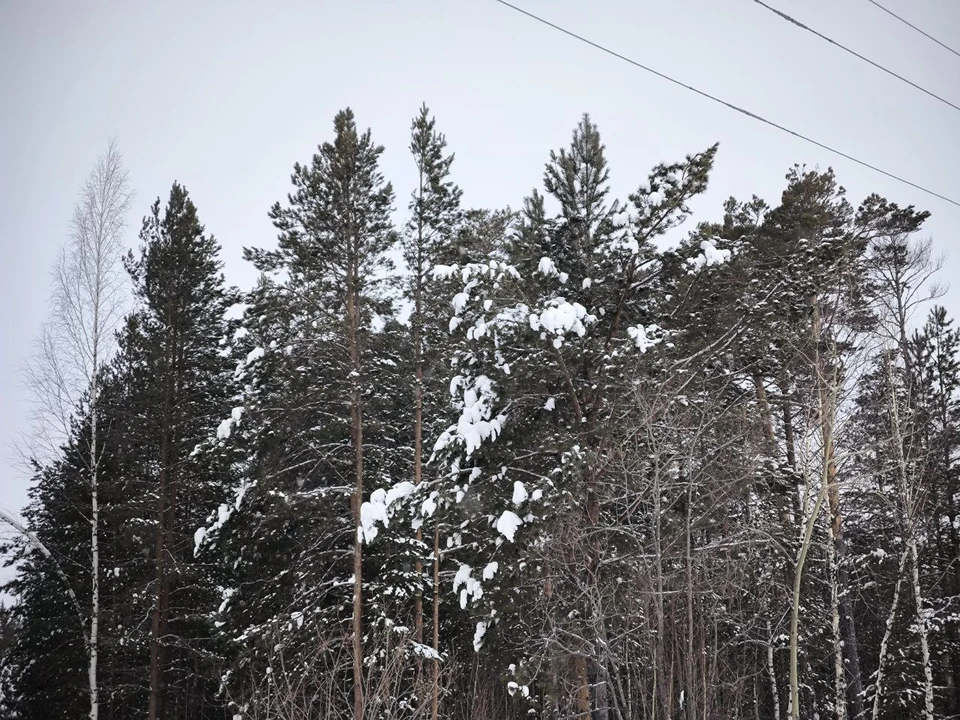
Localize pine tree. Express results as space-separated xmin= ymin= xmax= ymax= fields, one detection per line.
xmin=431 ymin=114 xmax=718 ymax=717
xmin=400 ymin=103 xmax=462 ymax=712
xmin=220 ymin=108 xmax=396 ymax=718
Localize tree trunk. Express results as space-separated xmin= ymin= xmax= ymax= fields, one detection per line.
xmin=684 ymin=473 xmax=697 ymax=720
xmin=870 ymin=546 xmax=908 ymax=720
xmin=788 ymin=486 xmax=825 ymax=720
xmin=827 ymin=526 xmax=847 ymax=720
xmin=149 ymin=462 xmax=168 ymax=720
xmin=149 ymin=368 xmax=174 ymax=720
xmin=575 ymin=656 xmax=591 ymax=718
xmin=825 ymin=453 xmax=865 ymax=719
xmin=432 ymin=525 xmax=441 ymax=720
xmin=347 ymin=259 xmax=365 ymax=720
xmin=908 ymin=537 xmax=936 ymax=720
xmin=767 ymin=619 xmax=782 ymax=720
xmin=790 ymin=303 xmax=835 ymax=720
xmin=884 ymin=351 xmax=936 ymax=720
xmin=88 ymin=337 xmax=100 ymax=720
xmin=412 ymin=249 xmax=426 ymax=690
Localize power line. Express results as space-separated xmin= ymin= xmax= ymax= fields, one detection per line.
xmin=489 ymin=0 xmax=960 ymax=209
xmin=752 ymin=0 xmax=960 ymax=114
xmin=863 ymin=0 xmax=960 ymax=60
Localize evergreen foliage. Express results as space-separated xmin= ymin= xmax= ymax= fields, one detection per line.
xmin=4 ymin=109 xmax=959 ymax=720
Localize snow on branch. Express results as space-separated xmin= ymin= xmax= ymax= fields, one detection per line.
xmin=686 ymin=239 xmax=731 ymax=272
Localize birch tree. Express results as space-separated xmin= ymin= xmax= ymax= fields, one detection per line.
xmin=17 ymin=139 xmax=131 ymax=720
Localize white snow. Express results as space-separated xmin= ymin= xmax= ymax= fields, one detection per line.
xmin=496 ymin=510 xmax=523 ymax=542
xmin=507 ymin=681 xmax=531 ymax=698
xmin=473 ymin=620 xmax=489 ymax=651
xmin=421 ymin=491 xmax=438 ymax=518
xmin=512 ymin=481 xmax=528 ymax=505
xmin=193 ymin=478 xmax=251 ymax=557
xmin=359 ymin=481 xmax=416 ymax=544
xmin=411 ymin=642 xmax=442 ymax=660
xmin=245 ymin=346 xmax=265 ymax=364
xmin=431 ymin=264 xmax=458 ymax=280
xmin=453 ymin=564 xmax=483 ymax=609
xmin=385 ymin=480 xmax=415 ymax=506
xmin=452 ymin=292 xmax=470 ymax=313
xmin=435 ymin=374 xmax=504 ymax=457
xmin=627 ymin=324 xmax=661 ymax=353
xmin=544 ymin=397 xmax=556 ymax=411
xmin=537 ymin=256 xmax=559 ymax=277
xmin=482 ymin=561 xmax=499 ymax=580
xmin=217 ymin=407 xmax=245 ymax=441
xmin=216 ymin=418 xmax=233 ymax=440
xmin=531 ymin=299 xmax=591 ymax=347
xmin=359 ymin=501 xmax=388 ymax=544
xmin=687 ymin=239 xmax=731 ymax=271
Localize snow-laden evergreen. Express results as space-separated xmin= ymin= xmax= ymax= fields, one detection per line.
xmin=3 ymin=110 xmax=959 ymax=720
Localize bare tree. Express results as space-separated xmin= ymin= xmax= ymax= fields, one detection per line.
xmin=864 ymin=232 xmax=943 ymax=719
xmin=882 ymin=351 xmax=936 ymax=720
xmin=15 ymin=139 xmax=132 ymax=720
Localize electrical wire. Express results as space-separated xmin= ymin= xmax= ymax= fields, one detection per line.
xmin=489 ymin=0 xmax=960 ymax=209
xmin=863 ymin=0 xmax=960 ymax=60
xmin=752 ymin=0 xmax=960 ymax=114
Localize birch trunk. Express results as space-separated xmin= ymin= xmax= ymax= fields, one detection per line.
xmin=790 ymin=304 xmax=837 ymax=720
xmin=884 ymin=351 xmax=935 ymax=720
xmin=23 ymin=140 xmax=130 ymax=720
xmin=766 ymin=619 xmax=782 ymax=720
xmin=870 ymin=546 xmax=908 ymax=720
xmin=908 ymin=537 xmax=936 ymax=720
xmin=827 ymin=527 xmax=847 ymax=720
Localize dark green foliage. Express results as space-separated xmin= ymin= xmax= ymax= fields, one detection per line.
xmin=7 ymin=107 xmax=960 ymax=720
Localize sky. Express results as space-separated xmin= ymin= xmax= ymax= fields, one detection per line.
xmin=0 ymin=0 xmax=958 ymax=542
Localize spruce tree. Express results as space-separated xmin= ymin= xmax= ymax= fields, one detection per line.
xmin=1 ymin=369 xmax=130 ymax=720
xmin=119 ymin=183 xmax=235 ymax=720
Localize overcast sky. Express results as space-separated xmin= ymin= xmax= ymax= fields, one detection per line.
xmin=1 ymin=0 xmax=958 ymax=533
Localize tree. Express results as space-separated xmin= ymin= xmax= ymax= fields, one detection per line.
xmin=1 ymin=369 xmax=130 ymax=720
xmin=242 ymin=108 xmax=396 ymax=718
xmin=401 ymin=103 xmax=462 ymax=715
xmin=430 ymin=114 xmax=719 ymax=718
xmin=121 ymin=182 xmax=235 ymax=720
xmin=12 ymin=140 xmax=132 ymax=720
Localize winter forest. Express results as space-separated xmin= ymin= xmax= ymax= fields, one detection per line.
xmin=1 ymin=105 xmax=958 ymax=720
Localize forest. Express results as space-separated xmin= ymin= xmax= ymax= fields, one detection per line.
xmin=1 ymin=105 xmax=958 ymax=720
